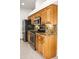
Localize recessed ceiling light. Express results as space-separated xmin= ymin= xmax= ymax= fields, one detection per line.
xmin=21 ymin=3 xmax=24 ymax=5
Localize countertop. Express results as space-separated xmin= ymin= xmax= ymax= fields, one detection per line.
xmin=28 ymin=30 xmax=56 ymax=37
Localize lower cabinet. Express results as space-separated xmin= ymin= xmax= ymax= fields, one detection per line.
xmin=36 ymin=34 xmax=44 ymax=54
xmin=43 ymin=35 xmax=57 ymax=59
xmin=36 ymin=34 xmax=57 ymax=59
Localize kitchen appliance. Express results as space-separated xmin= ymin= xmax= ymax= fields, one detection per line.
xmin=30 ymin=31 xmax=36 ymax=50
xmin=34 ymin=16 xmax=41 ymax=31
xmin=38 ymin=24 xmax=46 ymax=33
xmin=34 ymin=16 xmax=41 ymax=25
xmin=22 ymin=19 xmax=34 ymax=42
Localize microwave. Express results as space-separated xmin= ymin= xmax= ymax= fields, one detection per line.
xmin=34 ymin=16 xmax=41 ymax=25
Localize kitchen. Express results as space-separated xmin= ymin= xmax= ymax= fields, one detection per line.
xmin=0 ymin=0 xmax=78 ymax=59
xmin=21 ymin=0 xmax=57 ymax=59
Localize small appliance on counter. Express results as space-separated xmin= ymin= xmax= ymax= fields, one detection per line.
xmin=34 ymin=25 xmax=40 ymax=31
xmin=38 ymin=24 xmax=46 ymax=33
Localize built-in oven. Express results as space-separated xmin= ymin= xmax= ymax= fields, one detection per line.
xmin=30 ymin=31 xmax=36 ymax=50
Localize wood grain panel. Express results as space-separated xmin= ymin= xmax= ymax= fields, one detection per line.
xmin=28 ymin=4 xmax=57 ymax=59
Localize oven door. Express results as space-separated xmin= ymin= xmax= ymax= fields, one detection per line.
xmin=30 ymin=32 xmax=36 ymax=50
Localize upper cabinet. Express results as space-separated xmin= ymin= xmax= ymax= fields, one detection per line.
xmin=49 ymin=4 xmax=57 ymax=24
xmin=41 ymin=8 xmax=47 ymax=24
xmin=46 ymin=4 xmax=57 ymax=24
xmin=28 ymin=4 xmax=57 ymax=25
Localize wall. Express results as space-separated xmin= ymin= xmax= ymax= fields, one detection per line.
xmin=35 ymin=0 xmax=57 ymax=9
xmin=20 ymin=8 xmax=32 ymax=39
xmin=20 ymin=8 xmax=32 ymax=21
xmin=35 ymin=0 xmax=46 ymax=8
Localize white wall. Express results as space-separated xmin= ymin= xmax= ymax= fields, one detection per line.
xmin=35 ymin=0 xmax=57 ymax=9
xmin=35 ymin=0 xmax=46 ymax=8
xmin=20 ymin=8 xmax=32 ymax=39
xmin=20 ymin=9 xmax=32 ymax=20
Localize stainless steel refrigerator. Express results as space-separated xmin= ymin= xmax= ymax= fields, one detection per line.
xmin=22 ymin=19 xmax=34 ymax=42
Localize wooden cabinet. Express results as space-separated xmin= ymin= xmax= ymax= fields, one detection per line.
xmin=28 ymin=4 xmax=57 ymax=25
xmin=36 ymin=34 xmax=57 ymax=59
xmin=49 ymin=5 xmax=57 ymax=24
xmin=45 ymin=4 xmax=57 ymax=24
xmin=34 ymin=11 xmax=41 ymax=18
xmin=41 ymin=8 xmax=47 ymax=24
xmin=43 ymin=35 xmax=57 ymax=59
xmin=36 ymin=34 xmax=44 ymax=54
xmin=28 ymin=4 xmax=57 ymax=59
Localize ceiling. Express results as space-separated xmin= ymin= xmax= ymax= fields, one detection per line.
xmin=20 ymin=0 xmax=36 ymax=10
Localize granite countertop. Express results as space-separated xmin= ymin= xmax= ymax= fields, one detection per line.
xmin=28 ymin=30 xmax=56 ymax=36
xmin=36 ymin=32 xmax=56 ymax=37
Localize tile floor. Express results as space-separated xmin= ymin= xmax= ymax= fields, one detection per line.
xmin=20 ymin=40 xmax=57 ymax=59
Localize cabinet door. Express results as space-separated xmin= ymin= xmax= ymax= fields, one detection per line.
xmin=41 ymin=8 xmax=47 ymax=24
xmin=43 ymin=5 xmax=57 ymax=24
xmin=49 ymin=35 xmax=57 ymax=58
xmin=36 ymin=34 xmax=44 ymax=54
xmin=42 ymin=36 xmax=50 ymax=59
xmin=38 ymin=36 xmax=42 ymax=54
xmin=50 ymin=5 xmax=57 ymax=24
xmin=43 ymin=35 xmax=57 ymax=59
xmin=34 ymin=11 xmax=41 ymax=17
